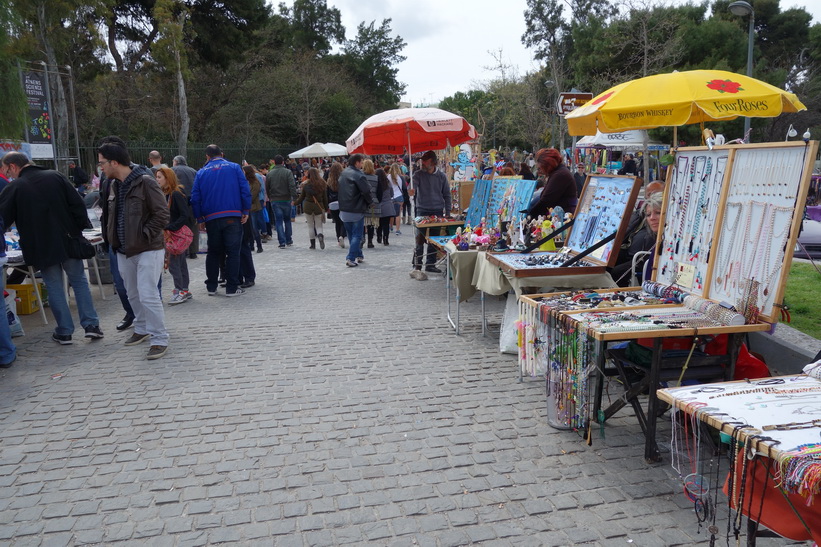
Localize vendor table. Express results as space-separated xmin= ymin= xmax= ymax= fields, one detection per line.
xmin=433 ymin=238 xmax=616 ymax=337
xmin=3 ymin=231 xmax=107 ymax=326
xmin=658 ymin=375 xmax=821 ymax=545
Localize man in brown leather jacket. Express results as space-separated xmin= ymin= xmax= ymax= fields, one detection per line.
xmin=98 ymin=141 xmax=170 ymax=360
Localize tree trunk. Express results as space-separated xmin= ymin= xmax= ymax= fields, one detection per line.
xmin=173 ymin=18 xmax=189 ymax=158
xmin=36 ymin=1 xmax=69 ymax=167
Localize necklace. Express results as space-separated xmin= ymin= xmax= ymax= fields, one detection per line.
xmin=689 ymin=157 xmax=712 ymax=258
xmin=759 ymin=205 xmax=794 ymax=297
xmin=714 ymin=202 xmax=743 ymax=286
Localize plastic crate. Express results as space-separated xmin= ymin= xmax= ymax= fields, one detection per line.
xmin=7 ymin=283 xmax=43 ymax=315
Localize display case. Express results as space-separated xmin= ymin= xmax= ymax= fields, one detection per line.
xmin=486 ymin=175 xmax=641 ymax=277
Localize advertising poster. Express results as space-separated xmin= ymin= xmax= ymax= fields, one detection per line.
xmin=23 ymin=71 xmax=54 ymax=159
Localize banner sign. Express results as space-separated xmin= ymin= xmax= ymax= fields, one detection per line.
xmin=22 ymin=71 xmax=54 ymax=159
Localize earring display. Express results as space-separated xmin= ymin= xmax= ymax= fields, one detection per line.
xmin=487 ymin=175 xmax=641 ymax=277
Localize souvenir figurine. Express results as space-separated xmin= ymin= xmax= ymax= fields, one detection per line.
xmin=540 ymin=218 xmax=556 ymax=252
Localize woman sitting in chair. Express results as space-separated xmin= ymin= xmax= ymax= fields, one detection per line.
xmin=610 ymin=192 xmax=662 ymax=287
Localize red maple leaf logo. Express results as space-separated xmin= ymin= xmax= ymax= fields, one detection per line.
xmin=706 ymin=79 xmax=744 ymax=94
xmin=590 ymin=91 xmax=614 ymax=106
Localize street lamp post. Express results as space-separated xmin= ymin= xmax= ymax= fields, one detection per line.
xmin=729 ymin=0 xmax=755 ymax=142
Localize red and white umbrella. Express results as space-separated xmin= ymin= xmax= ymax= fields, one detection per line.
xmin=346 ymin=107 xmax=476 ymax=156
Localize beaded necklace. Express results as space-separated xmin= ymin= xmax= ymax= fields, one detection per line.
xmin=689 ymin=157 xmax=712 ymax=259
xmin=714 ymin=202 xmax=743 ymax=287
xmin=758 ymin=205 xmax=793 ymax=297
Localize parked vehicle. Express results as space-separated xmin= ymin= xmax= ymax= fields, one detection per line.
xmin=795 ymin=219 xmax=821 ymax=260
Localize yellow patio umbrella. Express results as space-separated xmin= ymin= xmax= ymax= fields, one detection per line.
xmin=566 ymin=69 xmax=807 ymax=136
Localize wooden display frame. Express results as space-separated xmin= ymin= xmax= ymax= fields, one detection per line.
xmin=485 ymin=175 xmax=641 ymax=278
xmin=652 ymin=141 xmax=818 ymax=324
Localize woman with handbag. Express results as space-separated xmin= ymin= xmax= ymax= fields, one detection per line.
xmin=156 ymin=168 xmax=194 ymax=305
xmin=296 ymin=168 xmax=329 ymax=249
xmin=326 ymin=162 xmax=346 ymax=248
xmin=376 ymin=168 xmax=396 ymax=245
xmin=387 ymin=163 xmax=404 ymax=235
xmin=362 ymin=159 xmax=381 ymax=248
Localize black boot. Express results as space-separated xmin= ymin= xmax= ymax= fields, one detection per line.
xmin=309 ymin=239 xmax=316 ymax=249
xmin=383 ymin=233 xmax=389 ymax=246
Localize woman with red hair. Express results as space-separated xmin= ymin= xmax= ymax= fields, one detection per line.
xmin=527 ymin=148 xmax=577 ymax=217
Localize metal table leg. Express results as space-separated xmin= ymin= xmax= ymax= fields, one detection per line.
xmin=445 ymin=252 xmax=460 ymax=335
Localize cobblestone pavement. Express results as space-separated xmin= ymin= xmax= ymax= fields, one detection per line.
xmin=0 ymin=218 xmax=806 ymax=546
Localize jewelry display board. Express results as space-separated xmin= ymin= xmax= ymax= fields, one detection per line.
xmin=465 ymin=178 xmax=492 ymax=228
xmin=705 ymin=144 xmax=814 ymax=322
xmin=486 ymin=177 xmax=536 ymax=228
xmin=655 ymin=142 xmax=817 ymax=323
xmin=463 ymin=177 xmax=537 ymax=230
xmin=486 ymin=175 xmax=640 ymax=277
xmin=655 ymin=149 xmax=729 ymax=292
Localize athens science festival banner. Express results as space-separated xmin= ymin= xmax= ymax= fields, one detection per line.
xmin=22 ymin=70 xmax=54 ymax=160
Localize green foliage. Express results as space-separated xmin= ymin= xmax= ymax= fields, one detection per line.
xmin=279 ymin=0 xmax=344 ymax=56
xmin=783 ymin=262 xmax=821 ymax=339
xmin=341 ymin=18 xmax=406 ymax=111
xmin=0 ymin=0 xmax=26 ymax=139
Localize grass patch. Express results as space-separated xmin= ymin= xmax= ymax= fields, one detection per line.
xmin=782 ymin=261 xmax=821 ymax=339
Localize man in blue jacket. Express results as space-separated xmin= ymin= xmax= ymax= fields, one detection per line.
xmin=190 ymin=145 xmax=251 ymax=297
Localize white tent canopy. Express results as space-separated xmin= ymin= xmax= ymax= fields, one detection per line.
xmin=576 ymin=130 xmax=668 ymax=151
xmin=289 ymin=142 xmax=348 ymax=158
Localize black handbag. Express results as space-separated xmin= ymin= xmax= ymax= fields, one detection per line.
xmin=65 ymin=234 xmax=96 ymax=260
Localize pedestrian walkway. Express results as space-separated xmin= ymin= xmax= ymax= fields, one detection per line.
xmin=0 ymin=218 xmax=798 ymax=545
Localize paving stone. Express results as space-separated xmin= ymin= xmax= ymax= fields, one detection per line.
xmin=0 ymin=218 xmax=728 ymax=546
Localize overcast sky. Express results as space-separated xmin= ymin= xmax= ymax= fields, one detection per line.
xmin=280 ymin=0 xmax=821 ymax=106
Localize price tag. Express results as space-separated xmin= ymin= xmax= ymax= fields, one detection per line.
xmin=676 ymin=262 xmax=696 ymax=288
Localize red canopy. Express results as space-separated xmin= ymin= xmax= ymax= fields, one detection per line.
xmin=346 ymin=107 xmax=477 ymax=155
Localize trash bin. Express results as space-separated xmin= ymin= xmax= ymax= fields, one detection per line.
xmin=546 ymin=376 xmax=577 ymax=430
xmin=87 ymin=250 xmax=113 ymax=285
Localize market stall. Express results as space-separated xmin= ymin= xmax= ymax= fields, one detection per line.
xmin=517 ymin=140 xmax=818 ymax=462
xmin=657 ymin=373 xmax=821 ymax=545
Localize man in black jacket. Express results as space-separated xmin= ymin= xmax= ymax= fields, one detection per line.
xmin=337 ymin=154 xmax=374 ymax=267
xmin=0 ymin=152 xmax=103 ymax=345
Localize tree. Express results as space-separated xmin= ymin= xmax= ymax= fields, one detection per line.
xmin=278 ymin=0 xmax=344 ymax=56
xmin=153 ymin=0 xmax=191 ymax=156
xmin=522 ymin=0 xmax=573 ymax=147
xmin=0 ymin=0 xmax=26 ymax=138
xmin=341 ymin=18 xmax=406 ymax=110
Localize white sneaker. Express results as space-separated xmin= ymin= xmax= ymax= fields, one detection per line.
xmin=169 ymin=292 xmax=186 ymax=305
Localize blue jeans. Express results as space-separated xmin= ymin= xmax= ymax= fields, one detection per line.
xmin=0 ymin=273 xmax=16 ymax=364
xmin=41 ymin=259 xmax=100 ymax=336
xmin=343 ymin=217 xmax=365 ymax=262
xmin=251 ymin=210 xmax=266 ymax=248
xmin=109 ymin=246 xmax=134 ymax=317
xmin=205 ymin=217 xmax=243 ymax=293
xmin=272 ymin=201 xmax=293 ymax=246
xmin=240 ymin=217 xmax=255 ymax=283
